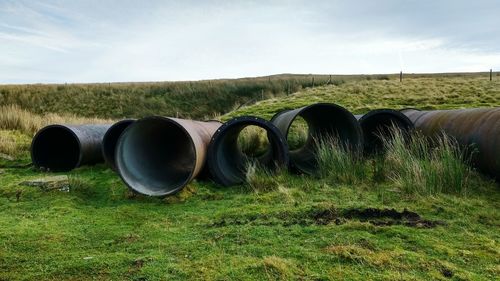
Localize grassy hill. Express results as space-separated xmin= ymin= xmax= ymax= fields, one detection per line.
xmin=0 ymin=73 xmax=499 ymax=280
xmin=226 ymin=75 xmax=500 ymax=120
xmin=0 ymin=74 xmax=336 ymax=120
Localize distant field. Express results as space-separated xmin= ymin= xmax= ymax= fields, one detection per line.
xmin=1 ymin=72 xmax=497 ymax=120
xmin=0 ymin=73 xmax=499 ymax=280
xmin=0 ymin=74 xmax=335 ymax=120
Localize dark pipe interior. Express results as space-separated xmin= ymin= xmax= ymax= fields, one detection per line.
xmin=289 ymin=104 xmax=361 ymax=174
xmin=31 ymin=126 xmax=80 ymax=171
xmin=209 ymin=119 xmax=287 ymax=186
xmin=360 ymin=112 xmax=413 ymax=154
xmin=116 ymin=118 xmax=196 ymax=196
xmin=102 ymin=120 xmax=134 ymax=170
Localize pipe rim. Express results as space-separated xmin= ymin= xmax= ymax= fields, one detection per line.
xmin=359 ymin=108 xmax=414 ymax=128
xmin=273 ymin=103 xmax=362 ymax=143
xmin=115 ymin=116 xmax=198 ymax=197
xmin=271 ymin=103 xmax=363 ymax=174
xmin=358 ymin=109 xmax=414 ymax=154
xmin=207 ymin=116 xmax=289 ymax=186
xmin=31 ymin=124 xmax=83 ymax=171
xmin=102 ymin=119 xmax=135 ymax=170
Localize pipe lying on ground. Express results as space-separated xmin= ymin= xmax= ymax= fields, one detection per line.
xmin=31 ymin=124 xmax=111 ymax=172
xmin=115 ymin=117 xmax=221 ymax=196
xmin=401 ymin=108 xmax=500 ymax=178
xmin=207 ymin=116 xmax=289 ymax=186
xmin=102 ymin=119 xmax=135 ymax=171
xmin=355 ymin=109 xmax=414 ymax=154
xmin=271 ymin=103 xmax=363 ymax=174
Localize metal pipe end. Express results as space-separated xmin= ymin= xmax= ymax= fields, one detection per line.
xmin=31 ymin=125 xmax=82 ymax=172
xmin=102 ymin=119 xmax=135 ymax=171
xmin=271 ymin=103 xmax=363 ymax=174
xmin=358 ymin=109 xmax=414 ymax=154
xmin=207 ymin=116 xmax=289 ymax=186
xmin=115 ymin=116 xmax=198 ymax=197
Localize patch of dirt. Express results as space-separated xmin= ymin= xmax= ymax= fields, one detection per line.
xmin=343 ymin=208 xmax=445 ymax=228
xmin=441 ymin=267 xmax=454 ymax=278
xmin=210 ymin=207 xmax=445 ymax=228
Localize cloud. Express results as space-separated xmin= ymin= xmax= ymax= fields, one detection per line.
xmin=0 ymin=0 xmax=499 ymax=83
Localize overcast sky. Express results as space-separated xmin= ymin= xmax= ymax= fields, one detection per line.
xmin=1 ymin=0 xmax=499 ymax=83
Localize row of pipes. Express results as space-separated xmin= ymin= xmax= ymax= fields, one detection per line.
xmin=30 ymin=103 xmax=500 ymax=196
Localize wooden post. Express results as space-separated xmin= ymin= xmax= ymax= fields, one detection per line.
xmin=328 ymin=75 xmax=332 ymax=84
xmin=400 ymin=71 xmax=403 ymax=82
xmin=312 ymin=76 xmax=315 ymax=88
xmin=490 ymin=69 xmax=493 ymax=81
xmin=261 ymin=89 xmax=264 ymax=100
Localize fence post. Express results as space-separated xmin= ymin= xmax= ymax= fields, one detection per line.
xmin=312 ymin=76 xmax=315 ymax=88
xmin=490 ymin=69 xmax=493 ymax=81
xmin=400 ymin=71 xmax=403 ymax=82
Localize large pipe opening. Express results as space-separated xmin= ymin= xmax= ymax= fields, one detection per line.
xmin=358 ymin=109 xmax=414 ymax=154
xmin=102 ymin=119 xmax=135 ymax=171
xmin=271 ymin=103 xmax=363 ymax=174
xmin=115 ymin=117 xmax=197 ymax=196
xmin=31 ymin=125 xmax=81 ymax=172
xmin=207 ymin=116 xmax=289 ymax=186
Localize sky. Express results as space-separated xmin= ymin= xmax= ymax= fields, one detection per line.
xmin=0 ymin=0 xmax=499 ymax=84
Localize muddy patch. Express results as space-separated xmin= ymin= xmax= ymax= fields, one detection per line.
xmin=343 ymin=208 xmax=445 ymax=228
xmin=210 ymin=206 xmax=444 ymax=228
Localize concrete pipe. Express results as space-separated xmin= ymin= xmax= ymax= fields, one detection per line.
xmin=355 ymin=109 xmax=414 ymax=154
xmin=102 ymin=119 xmax=135 ymax=171
xmin=207 ymin=116 xmax=289 ymax=186
xmin=271 ymin=103 xmax=363 ymax=174
xmin=401 ymin=108 xmax=500 ymax=178
xmin=31 ymin=124 xmax=111 ymax=172
xmin=115 ymin=117 xmax=222 ymax=196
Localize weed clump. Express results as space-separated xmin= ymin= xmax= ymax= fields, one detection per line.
xmin=315 ymin=136 xmax=367 ymax=185
xmin=383 ymin=130 xmax=476 ymax=195
xmin=245 ymin=161 xmax=282 ymax=193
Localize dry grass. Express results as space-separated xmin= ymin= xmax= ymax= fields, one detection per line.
xmin=0 ymin=105 xmax=112 ymax=135
xmin=0 ymin=130 xmax=30 ymax=157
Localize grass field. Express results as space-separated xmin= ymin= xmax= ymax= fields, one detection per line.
xmin=0 ymin=73 xmax=499 ymax=280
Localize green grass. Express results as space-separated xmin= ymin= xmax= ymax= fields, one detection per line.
xmin=0 ymin=72 xmax=499 ymax=280
xmin=382 ymin=131 xmax=478 ymax=195
xmin=0 ymin=164 xmax=498 ymax=280
xmin=315 ymin=136 xmax=367 ymax=185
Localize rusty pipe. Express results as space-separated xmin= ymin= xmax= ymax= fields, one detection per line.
xmin=271 ymin=103 xmax=363 ymax=174
xmin=207 ymin=116 xmax=289 ymax=186
xmin=102 ymin=119 xmax=135 ymax=171
xmin=31 ymin=124 xmax=111 ymax=172
xmin=355 ymin=109 xmax=414 ymax=154
xmin=115 ymin=117 xmax=222 ymax=196
xmin=401 ymin=108 xmax=500 ymax=178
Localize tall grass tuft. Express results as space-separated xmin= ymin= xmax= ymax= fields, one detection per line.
xmin=315 ymin=136 xmax=367 ymax=184
xmin=245 ymin=161 xmax=283 ymax=193
xmin=383 ymin=129 xmax=474 ymax=195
